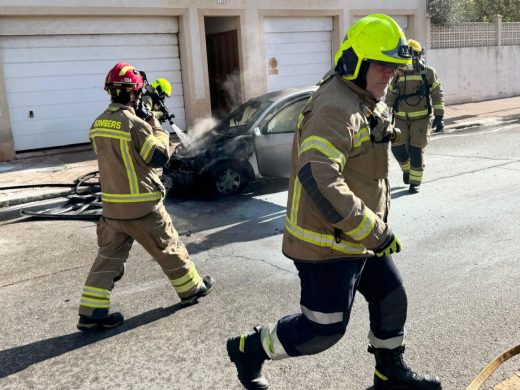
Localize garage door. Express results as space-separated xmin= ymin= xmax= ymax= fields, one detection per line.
xmin=0 ymin=16 xmax=185 ymax=152
xmin=264 ymin=17 xmax=333 ymax=92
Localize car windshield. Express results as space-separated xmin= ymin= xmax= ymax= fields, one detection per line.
xmin=215 ymin=99 xmax=273 ymax=134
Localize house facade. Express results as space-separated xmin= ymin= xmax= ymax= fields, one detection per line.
xmin=0 ymin=0 xmax=426 ymax=160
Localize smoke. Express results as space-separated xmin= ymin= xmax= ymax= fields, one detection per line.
xmin=220 ymin=70 xmax=243 ymax=113
xmin=184 ymin=69 xmax=244 ymax=147
xmin=188 ymin=117 xmax=218 ymax=139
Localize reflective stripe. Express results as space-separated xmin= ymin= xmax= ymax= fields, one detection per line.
xmin=297 ymin=113 xmax=305 ymax=129
xmin=119 ymin=65 xmax=136 ymax=76
xmin=290 ymin=178 xmax=303 ymax=224
xmin=400 ymin=75 xmax=423 ymax=82
xmin=102 ymin=192 xmax=162 ymax=203
xmin=260 ymin=323 xmax=289 ymax=360
xmin=431 ymin=80 xmax=441 ymax=89
xmin=299 ymin=136 xmax=346 ymax=172
xmin=368 ymin=330 xmax=405 ymax=349
xmin=170 ymin=265 xmax=202 ymax=294
xmin=140 ymin=135 xmax=162 ymax=161
xmin=80 ymin=298 xmax=110 ymax=309
xmin=80 ymin=286 xmax=111 ymax=309
xmin=82 ymin=286 xmax=110 ymax=298
xmin=301 ymin=305 xmax=343 ymax=325
xmin=89 ymin=128 xmax=131 ymax=141
xmin=395 ymin=109 xmax=429 ymax=118
xmin=285 ymin=217 xmax=365 ymax=255
xmin=409 ymin=168 xmax=423 ymax=185
xmin=120 ymin=140 xmax=139 ymax=194
xmin=375 ymin=369 xmax=389 ymax=381
xmin=239 ymin=335 xmax=246 ymax=353
xmin=344 ymin=208 xmax=376 ymax=241
xmin=433 ymin=104 xmax=444 ymax=110
xmin=409 ymin=169 xmax=423 ymax=180
xmin=353 ymin=127 xmax=371 ymax=148
xmin=399 ymin=160 xmax=410 ymax=172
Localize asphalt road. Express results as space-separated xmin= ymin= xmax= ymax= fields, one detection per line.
xmin=0 ymin=123 xmax=519 ymax=390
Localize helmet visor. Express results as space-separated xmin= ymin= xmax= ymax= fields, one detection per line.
xmin=382 ymin=44 xmax=413 ymax=60
xmin=367 ymin=59 xmax=409 ymax=71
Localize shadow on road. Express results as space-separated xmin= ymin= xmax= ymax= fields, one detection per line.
xmin=166 ymin=178 xmax=288 ymax=255
xmin=390 ymin=186 xmax=414 ymax=199
xmin=0 ymin=303 xmax=185 ymax=379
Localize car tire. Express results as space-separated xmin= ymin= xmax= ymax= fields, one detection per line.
xmin=210 ymin=161 xmax=248 ymax=196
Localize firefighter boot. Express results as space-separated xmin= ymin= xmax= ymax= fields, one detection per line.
xmin=369 ymin=345 xmax=442 ymax=390
xmin=77 ymin=312 xmax=124 ymax=331
xmin=180 ymin=276 xmax=216 ymax=306
xmin=403 ymin=172 xmax=410 ymax=185
xmin=408 ymin=184 xmax=420 ymax=194
xmin=227 ymin=326 xmax=269 ymax=389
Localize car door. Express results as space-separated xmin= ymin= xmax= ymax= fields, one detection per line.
xmin=253 ymin=96 xmax=309 ymax=178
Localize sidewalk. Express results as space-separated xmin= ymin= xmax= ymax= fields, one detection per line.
xmin=1 ymin=95 xmax=520 ymax=208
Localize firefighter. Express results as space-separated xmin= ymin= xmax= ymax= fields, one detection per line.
xmin=226 ymin=15 xmax=441 ymax=390
xmin=385 ymin=39 xmax=445 ymax=193
xmin=141 ymin=78 xmax=173 ymax=123
xmin=77 ymin=63 xmax=215 ymax=331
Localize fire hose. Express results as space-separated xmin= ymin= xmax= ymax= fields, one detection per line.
xmin=0 ymin=171 xmax=102 ymax=220
xmin=466 ymin=344 xmax=520 ymax=389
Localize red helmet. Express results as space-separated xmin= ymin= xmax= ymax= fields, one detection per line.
xmin=104 ymin=63 xmax=144 ymax=92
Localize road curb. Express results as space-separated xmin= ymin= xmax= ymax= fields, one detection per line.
xmin=0 ymin=196 xmax=70 ymax=223
xmin=0 ymin=189 xmax=72 ymax=209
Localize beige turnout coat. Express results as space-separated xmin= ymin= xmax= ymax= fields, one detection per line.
xmin=89 ymin=103 xmax=170 ymax=219
xmin=282 ymin=74 xmax=395 ymax=262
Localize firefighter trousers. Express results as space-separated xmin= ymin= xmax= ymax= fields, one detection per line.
xmin=79 ymin=203 xmax=203 ymax=318
xmin=392 ymin=117 xmax=432 ymax=186
xmin=258 ymin=255 xmax=407 ymax=359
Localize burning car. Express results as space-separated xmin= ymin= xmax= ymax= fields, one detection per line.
xmin=162 ymin=85 xmax=318 ymax=197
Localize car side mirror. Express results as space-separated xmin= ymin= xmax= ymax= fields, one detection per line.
xmin=253 ymin=127 xmax=262 ymax=137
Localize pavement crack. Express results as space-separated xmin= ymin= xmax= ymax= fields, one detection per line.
xmin=228 ymin=253 xmax=294 ymax=273
xmin=425 ymin=160 xmax=520 ymax=184
xmin=427 ymin=153 xmax=519 ymax=162
xmin=0 ymin=264 xmax=89 ymax=289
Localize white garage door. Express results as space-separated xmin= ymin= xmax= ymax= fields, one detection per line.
xmin=264 ymin=17 xmax=333 ymax=92
xmin=0 ymin=16 xmax=185 ymax=151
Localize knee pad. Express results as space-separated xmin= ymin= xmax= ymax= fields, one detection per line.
xmin=408 ymin=145 xmax=423 ymax=169
xmin=391 ymin=144 xmax=409 ymax=163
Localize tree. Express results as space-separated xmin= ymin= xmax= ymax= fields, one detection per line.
xmin=427 ymin=0 xmax=520 ymax=24
xmin=472 ymin=0 xmax=520 ymax=22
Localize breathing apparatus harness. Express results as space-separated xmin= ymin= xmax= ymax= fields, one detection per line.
xmin=392 ymin=51 xmax=432 ymax=118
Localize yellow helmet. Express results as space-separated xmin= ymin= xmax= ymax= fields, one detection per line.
xmin=334 ymin=14 xmax=412 ymax=80
xmin=407 ymin=39 xmax=422 ymax=53
xmin=151 ymin=78 xmax=172 ymax=97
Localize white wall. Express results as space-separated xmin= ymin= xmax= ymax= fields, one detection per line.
xmin=427 ymin=46 xmax=520 ymax=104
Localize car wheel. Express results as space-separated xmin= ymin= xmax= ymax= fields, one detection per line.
xmin=211 ymin=161 xmax=247 ymax=195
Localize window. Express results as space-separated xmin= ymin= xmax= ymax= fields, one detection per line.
xmin=265 ymin=98 xmax=308 ymax=134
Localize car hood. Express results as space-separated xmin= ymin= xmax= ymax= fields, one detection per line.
xmin=173 ymin=123 xmax=251 ymax=159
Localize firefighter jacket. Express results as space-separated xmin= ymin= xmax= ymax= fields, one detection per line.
xmin=89 ymin=103 xmax=170 ymax=219
xmin=282 ymin=74 xmax=395 ymax=262
xmin=385 ymin=65 xmax=444 ymax=120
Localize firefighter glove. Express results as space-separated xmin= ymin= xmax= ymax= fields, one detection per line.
xmin=432 ymin=115 xmax=444 ymax=132
xmin=136 ymin=101 xmax=153 ymax=121
xmin=374 ymin=233 xmax=402 ymax=257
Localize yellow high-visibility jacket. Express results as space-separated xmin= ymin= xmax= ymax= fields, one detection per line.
xmin=385 ymin=65 xmax=444 ymax=120
xmin=282 ymin=74 xmax=394 ymax=262
xmin=89 ymin=103 xmax=170 ymax=219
